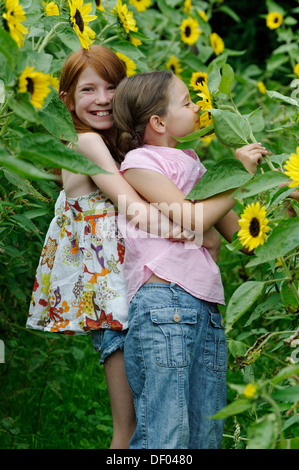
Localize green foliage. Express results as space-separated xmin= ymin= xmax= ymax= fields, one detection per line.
xmin=0 ymin=0 xmax=298 ymax=449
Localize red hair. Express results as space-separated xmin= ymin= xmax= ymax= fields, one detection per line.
xmin=59 ymin=46 xmax=127 ymax=162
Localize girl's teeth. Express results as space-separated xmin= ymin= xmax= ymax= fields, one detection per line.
xmin=93 ymin=111 xmax=110 ymax=116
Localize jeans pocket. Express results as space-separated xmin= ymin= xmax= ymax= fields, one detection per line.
xmin=204 ymin=308 xmax=227 ymax=372
xmin=150 ymin=306 xmax=197 ymax=368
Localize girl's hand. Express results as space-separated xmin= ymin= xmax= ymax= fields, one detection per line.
xmin=167 ymin=225 xmax=196 ymax=242
xmin=167 ymin=226 xmax=221 ymax=262
xmin=235 ymin=143 xmax=269 ymax=174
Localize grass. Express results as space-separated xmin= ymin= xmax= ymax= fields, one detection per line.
xmin=0 ymin=319 xmax=113 ymax=449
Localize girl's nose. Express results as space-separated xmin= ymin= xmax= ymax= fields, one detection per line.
xmin=95 ymin=89 xmax=111 ymax=105
xmin=193 ymin=102 xmax=201 ymax=113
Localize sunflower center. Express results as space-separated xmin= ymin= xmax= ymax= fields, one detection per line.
xmin=185 ymin=26 xmax=191 ymax=37
xmin=196 ymin=77 xmax=205 ymax=85
xmin=249 ymin=217 xmax=260 ymax=237
xmin=26 ymin=77 xmax=34 ymax=94
xmin=74 ymin=9 xmax=84 ymax=33
xmin=96 ymin=0 xmax=101 ymax=5
xmin=274 ymin=16 xmax=279 ymax=23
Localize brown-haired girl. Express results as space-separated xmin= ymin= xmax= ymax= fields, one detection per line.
xmin=112 ymin=70 xmax=269 ymax=449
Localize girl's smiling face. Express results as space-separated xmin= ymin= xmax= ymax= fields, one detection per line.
xmin=163 ymin=75 xmax=201 ymax=147
xmin=70 ymin=66 xmax=116 ymax=131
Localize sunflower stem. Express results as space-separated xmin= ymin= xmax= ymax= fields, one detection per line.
xmin=37 ymin=22 xmax=68 ymax=53
xmin=150 ymin=33 xmax=179 ymax=70
xmin=101 ymin=35 xmax=119 ymax=45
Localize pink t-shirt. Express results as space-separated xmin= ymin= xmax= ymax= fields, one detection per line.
xmin=119 ymin=144 xmax=225 ymax=305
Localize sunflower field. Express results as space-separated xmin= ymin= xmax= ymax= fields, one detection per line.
xmin=0 ymin=0 xmax=299 ymax=450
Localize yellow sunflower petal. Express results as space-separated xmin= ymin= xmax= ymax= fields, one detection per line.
xmin=284 ymin=147 xmax=299 ymax=187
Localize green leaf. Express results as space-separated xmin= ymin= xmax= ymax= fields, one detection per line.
xmin=266 ymin=90 xmax=299 ymax=108
xmin=156 ymin=0 xmax=182 ymax=24
xmin=228 ymin=339 xmax=248 ymax=358
xmin=8 ymin=93 xmax=42 ymax=124
xmin=186 ymin=159 xmax=253 ymax=200
xmin=207 ymin=61 xmax=222 ymax=93
xmin=266 ymin=53 xmax=289 ymax=72
xmin=271 ymin=364 xmax=299 ymax=386
xmin=247 ymin=414 xmax=278 ymax=449
xmin=0 ymin=154 xmax=57 ymax=181
xmin=55 ymin=25 xmax=81 ymax=51
xmin=218 ymin=64 xmax=234 ymax=95
xmin=0 ymin=27 xmax=19 ymax=69
xmin=232 ymin=171 xmax=290 ymax=198
xmin=247 ymin=217 xmax=299 ymax=266
xmin=40 ymin=94 xmax=78 ymax=142
xmin=280 ymin=280 xmax=299 ymax=309
xmin=211 ymin=399 xmax=252 ymax=419
xmin=10 ymin=214 xmax=38 ymax=233
xmin=272 ymin=385 xmax=299 ymax=403
xmin=225 ymin=281 xmax=266 ymax=333
xmin=19 ymin=134 xmax=108 ymax=175
xmin=112 ymin=41 xmax=146 ymax=60
xmin=209 ymin=109 xmax=252 ymax=148
xmin=174 ymin=124 xmax=214 ymax=142
xmin=219 ymin=5 xmax=241 ymax=22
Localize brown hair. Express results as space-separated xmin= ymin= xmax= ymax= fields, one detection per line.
xmin=59 ymin=45 xmax=127 ymax=162
xmin=112 ymin=70 xmax=174 ymax=154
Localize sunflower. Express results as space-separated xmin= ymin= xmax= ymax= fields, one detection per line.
xmin=237 ymin=202 xmax=270 ymax=252
xmin=196 ymin=80 xmax=213 ymax=128
xmin=189 ymin=71 xmax=208 ymax=90
xmin=284 ymin=147 xmax=299 ymax=188
xmin=266 ymin=11 xmax=283 ymax=30
xmin=115 ymin=0 xmax=138 ymax=35
xmin=210 ymin=32 xmax=224 ymax=56
xmin=294 ymin=63 xmax=299 ymax=77
xmin=180 ymin=18 xmax=200 ymax=46
xmin=68 ymin=0 xmax=97 ymax=50
xmin=2 ymin=0 xmax=28 ymax=47
xmin=45 ymin=1 xmax=59 ymax=16
xmin=116 ymin=52 xmax=136 ymax=76
xmin=129 ymin=0 xmax=151 ymax=13
xmin=166 ymin=55 xmax=183 ymax=77
xmin=18 ymin=66 xmax=52 ymax=109
xmin=257 ymin=81 xmax=266 ymax=94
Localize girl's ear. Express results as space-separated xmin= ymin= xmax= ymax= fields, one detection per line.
xmin=59 ymin=91 xmax=75 ymax=111
xmin=148 ymin=115 xmax=166 ymax=134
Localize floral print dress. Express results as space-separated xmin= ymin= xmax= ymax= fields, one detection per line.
xmin=27 ymin=190 xmax=128 ymax=334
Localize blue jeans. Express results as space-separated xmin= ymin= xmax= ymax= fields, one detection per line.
xmin=91 ymin=328 xmax=127 ymax=365
xmin=124 ymin=283 xmax=227 ymax=449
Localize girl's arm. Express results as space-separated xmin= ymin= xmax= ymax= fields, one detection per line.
xmin=73 ymin=133 xmax=187 ymax=238
xmin=122 ymin=143 xmax=266 ymax=235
